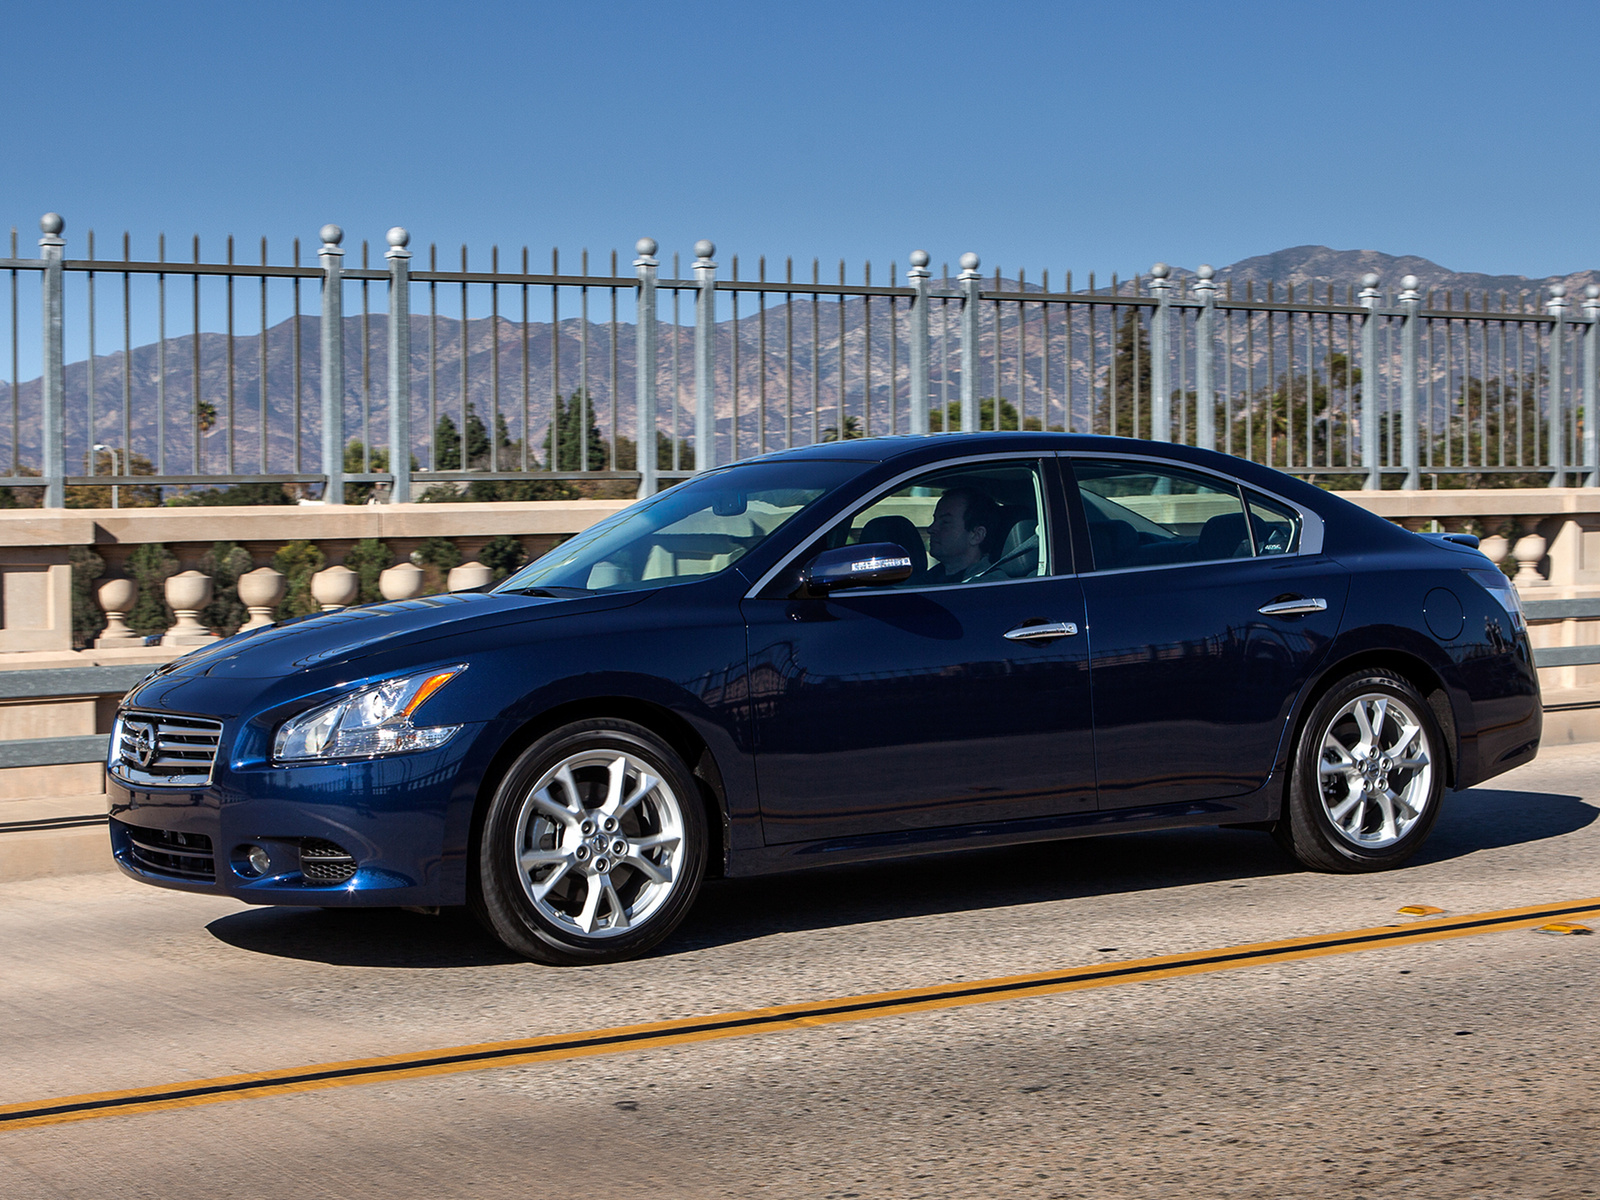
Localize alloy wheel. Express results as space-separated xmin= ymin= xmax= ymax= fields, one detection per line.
xmin=511 ymin=749 xmax=687 ymax=938
xmin=1316 ymin=692 xmax=1434 ymax=849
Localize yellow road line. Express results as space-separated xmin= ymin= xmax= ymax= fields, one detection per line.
xmin=4 ymin=895 xmax=1597 ymax=1133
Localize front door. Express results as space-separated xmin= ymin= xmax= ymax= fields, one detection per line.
xmin=744 ymin=457 xmax=1097 ymax=844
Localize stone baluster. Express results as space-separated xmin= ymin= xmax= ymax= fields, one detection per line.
xmin=310 ymin=564 xmax=360 ymax=611
xmin=1477 ymin=533 xmax=1511 ymax=571
xmin=94 ymin=577 xmax=142 ymax=648
xmin=237 ymin=566 xmax=286 ymax=630
xmin=1511 ymin=528 xmax=1548 ymax=585
xmin=447 ymin=561 xmax=493 ymax=592
xmin=379 ymin=561 xmax=426 ymax=600
xmin=162 ymin=570 xmax=217 ymax=646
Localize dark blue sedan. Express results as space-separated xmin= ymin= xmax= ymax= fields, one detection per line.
xmin=108 ymin=435 xmax=1541 ymax=963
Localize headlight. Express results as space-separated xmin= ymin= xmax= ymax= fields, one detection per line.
xmin=274 ymin=666 xmax=466 ymax=763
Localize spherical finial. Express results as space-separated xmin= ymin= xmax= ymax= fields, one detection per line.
xmin=386 ymin=226 xmax=409 ymax=249
xmin=1361 ymin=272 xmax=1380 ymax=288
xmin=39 ymin=212 xmax=64 ymax=236
xmin=694 ymin=239 xmax=715 ymax=259
xmin=1150 ymin=262 xmax=1171 ymax=279
xmin=320 ymin=223 xmax=344 ymax=247
xmin=1197 ymin=264 xmax=1214 ymax=280
xmin=909 ymin=249 xmax=930 ymax=268
xmin=1585 ymin=283 xmax=1599 ymax=299
xmin=1400 ymin=274 xmax=1419 ymax=290
xmin=635 ymin=237 xmax=658 ymax=257
xmin=959 ymin=252 xmax=980 ymax=271
xmin=1549 ymin=281 xmax=1566 ymax=297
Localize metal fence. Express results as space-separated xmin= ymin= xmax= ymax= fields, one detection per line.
xmin=3 ymin=212 xmax=1596 ymax=506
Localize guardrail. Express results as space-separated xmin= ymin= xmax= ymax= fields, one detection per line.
xmin=4 ymin=600 xmax=1597 ymax=773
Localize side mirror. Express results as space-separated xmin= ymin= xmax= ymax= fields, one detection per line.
xmin=801 ymin=542 xmax=914 ymax=594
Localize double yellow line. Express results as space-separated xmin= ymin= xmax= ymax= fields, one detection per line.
xmin=3 ymin=896 xmax=1595 ymax=1133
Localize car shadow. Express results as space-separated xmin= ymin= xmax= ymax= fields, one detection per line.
xmin=205 ymin=905 xmax=521 ymax=969
xmin=664 ymin=784 xmax=1597 ymax=955
xmin=203 ymin=783 xmax=1595 ymax=968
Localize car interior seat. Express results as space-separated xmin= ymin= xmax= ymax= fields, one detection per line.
xmin=1088 ymin=519 xmax=1138 ymax=570
xmin=859 ymin=515 xmax=928 ymax=582
xmin=991 ymin=517 xmax=1040 ymax=578
xmin=1196 ymin=512 xmax=1261 ymax=561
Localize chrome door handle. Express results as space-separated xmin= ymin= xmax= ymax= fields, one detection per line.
xmin=1258 ymin=597 xmax=1328 ymax=616
xmin=1004 ymin=621 xmax=1079 ymax=641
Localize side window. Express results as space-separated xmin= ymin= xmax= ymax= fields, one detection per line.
xmin=1074 ymin=460 xmax=1250 ymax=571
xmin=1246 ymin=492 xmax=1302 ymax=555
xmin=834 ymin=460 xmax=1050 ymax=587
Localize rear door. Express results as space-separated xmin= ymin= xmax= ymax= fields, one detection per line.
xmin=1067 ymin=457 xmax=1348 ymax=811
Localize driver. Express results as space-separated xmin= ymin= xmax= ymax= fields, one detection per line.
xmin=925 ymin=487 xmax=1000 ymax=585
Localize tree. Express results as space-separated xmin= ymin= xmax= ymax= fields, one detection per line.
xmin=480 ymin=534 xmax=529 ymax=582
xmin=547 ymin=389 xmax=608 ymax=472
xmin=66 ymin=449 xmax=162 ymax=508
xmin=927 ymin=398 xmax=1060 ymax=433
xmin=198 ymin=541 xmax=253 ymax=636
xmin=271 ymin=540 xmax=326 ymax=620
xmin=821 ymin=415 xmax=863 ymax=441
xmin=344 ymin=538 xmax=394 ymax=603
xmin=1096 ymin=309 xmax=1153 ymax=439
xmin=126 ymin=542 xmax=178 ymax=637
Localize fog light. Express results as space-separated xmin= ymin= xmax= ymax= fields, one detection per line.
xmin=247 ymin=845 xmax=271 ymax=876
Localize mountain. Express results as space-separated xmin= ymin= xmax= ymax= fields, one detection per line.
xmin=1 ymin=243 xmax=1594 ymax=478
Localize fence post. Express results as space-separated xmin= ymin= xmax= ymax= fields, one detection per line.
xmin=39 ymin=214 xmax=66 ymax=508
xmin=635 ymin=238 xmax=660 ymax=498
xmin=1547 ymin=283 xmax=1568 ymax=487
xmin=958 ymin=252 xmax=981 ymax=433
xmin=693 ymin=240 xmax=717 ymax=471
xmin=1193 ymin=264 xmax=1216 ymax=451
xmin=908 ymin=250 xmax=931 ymax=434
xmin=1398 ymin=274 xmax=1421 ymax=490
xmin=1584 ymin=284 xmax=1600 ymax=487
xmin=319 ymin=223 xmax=346 ymax=504
xmin=385 ymin=227 xmax=412 ymax=503
xmin=1148 ymin=264 xmax=1172 ymax=442
xmin=1359 ymin=273 xmax=1382 ymax=490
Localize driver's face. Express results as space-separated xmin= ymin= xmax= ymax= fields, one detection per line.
xmin=927 ymin=494 xmax=976 ymax=565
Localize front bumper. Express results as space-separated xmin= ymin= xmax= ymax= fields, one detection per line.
xmin=107 ymin=723 xmax=487 ymax=907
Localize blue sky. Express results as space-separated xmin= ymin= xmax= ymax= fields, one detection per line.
xmin=3 ymin=0 xmax=1597 ymax=282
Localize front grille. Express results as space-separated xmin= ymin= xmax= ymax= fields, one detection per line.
xmin=300 ymin=838 xmax=357 ymax=883
xmin=112 ymin=711 xmax=224 ymax=788
xmin=124 ymin=824 xmax=216 ymax=881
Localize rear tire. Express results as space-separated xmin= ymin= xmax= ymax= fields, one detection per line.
xmin=475 ymin=719 xmax=708 ymax=964
xmin=1274 ymin=669 xmax=1445 ymax=873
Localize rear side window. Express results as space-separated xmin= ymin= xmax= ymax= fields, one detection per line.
xmin=1073 ymin=460 xmax=1248 ymax=571
xmin=1246 ymin=492 xmax=1301 ymax=555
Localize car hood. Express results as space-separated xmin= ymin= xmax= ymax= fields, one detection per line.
xmin=131 ymin=590 xmax=647 ymax=690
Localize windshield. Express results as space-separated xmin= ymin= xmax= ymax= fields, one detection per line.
xmin=495 ymin=459 xmax=867 ymax=594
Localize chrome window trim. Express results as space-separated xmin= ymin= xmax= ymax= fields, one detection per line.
xmin=1058 ymin=450 xmax=1325 ymax=567
xmin=743 ymin=451 xmax=1058 ymax=600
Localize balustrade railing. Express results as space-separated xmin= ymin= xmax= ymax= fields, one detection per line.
xmin=4 ymin=212 xmax=1597 ymax=506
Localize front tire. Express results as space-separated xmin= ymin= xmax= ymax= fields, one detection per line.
xmin=475 ymin=719 xmax=708 ymax=964
xmin=1275 ymin=669 xmax=1446 ymax=873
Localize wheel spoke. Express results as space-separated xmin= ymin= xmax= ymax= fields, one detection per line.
xmin=598 ymin=755 xmax=629 ymax=815
xmin=1389 ymin=723 xmax=1421 ymax=758
xmin=520 ymin=847 xmax=569 ymax=871
xmin=531 ymin=859 xmax=573 ymax=900
xmin=616 ymin=772 xmax=660 ymax=819
xmin=1373 ymin=790 xmax=1399 ymax=842
xmin=1367 ymin=698 xmax=1390 ymax=747
xmin=1328 ymin=791 xmax=1364 ymax=826
xmin=1391 ymin=756 xmax=1428 ymax=771
xmin=599 ymin=875 xmax=629 ymax=930
xmin=1385 ymin=786 xmax=1420 ymax=822
xmin=1351 ymin=701 xmax=1376 ymax=750
xmin=622 ymin=851 xmax=670 ymax=885
xmin=576 ymin=875 xmax=605 ymax=932
xmin=631 ymin=831 xmax=681 ymax=852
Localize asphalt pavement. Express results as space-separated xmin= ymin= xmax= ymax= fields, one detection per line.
xmin=2 ymin=744 xmax=1597 ymax=1199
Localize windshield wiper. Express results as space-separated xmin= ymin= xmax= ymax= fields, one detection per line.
xmin=498 ymin=585 xmax=592 ymax=598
